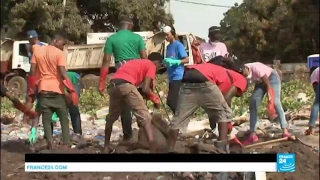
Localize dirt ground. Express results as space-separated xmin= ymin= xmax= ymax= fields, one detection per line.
xmin=257 ymin=141 xmax=319 ymax=180
xmin=1 ymin=135 xmax=319 ymax=180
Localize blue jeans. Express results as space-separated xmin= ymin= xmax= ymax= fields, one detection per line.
xmin=309 ymin=84 xmax=319 ymax=127
xmin=69 ymin=82 xmax=82 ymax=134
xmin=249 ymin=70 xmax=288 ymax=131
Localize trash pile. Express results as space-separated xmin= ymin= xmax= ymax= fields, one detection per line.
xmin=1 ymin=107 xmax=319 ymax=180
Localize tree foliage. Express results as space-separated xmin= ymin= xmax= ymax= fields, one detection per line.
xmin=77 ymin=0 xmax=173 ymax=32
xmin=221 ymin=0 xmax=319 ymax=63
xmin=3 ymin=0 xmax=173 ymax=43
xmin=7 ymin=0 xmax=91 ymax=43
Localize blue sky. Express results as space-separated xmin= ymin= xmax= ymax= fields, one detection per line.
xmin=168 ymin=0 xmax=243 ymax=40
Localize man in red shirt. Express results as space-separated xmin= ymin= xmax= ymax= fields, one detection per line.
xmin=167 ymin=56 xmax=248 ymax=153
xmin=99 ymin=52 xmax=163 ymax=153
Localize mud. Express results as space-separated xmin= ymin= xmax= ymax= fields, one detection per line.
xmin=260 ymin=141 xmax=319 ymax=180
xmin=1 ymin=135 xmax=319 ymax=180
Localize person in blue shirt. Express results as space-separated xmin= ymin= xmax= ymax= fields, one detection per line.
xmin=23 ymin=30 xmax=46 ymax=124
xmin=162 ymin=26 xmax=189 ymax=113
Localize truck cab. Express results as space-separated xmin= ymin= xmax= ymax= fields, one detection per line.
xmin=1 ymin=39 xmax=47 ymax=93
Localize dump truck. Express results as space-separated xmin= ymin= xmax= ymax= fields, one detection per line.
xmin=1 ymin=31 xmax=197 ymax=93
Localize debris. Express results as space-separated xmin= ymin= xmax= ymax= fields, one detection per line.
xmin=96 ymin=107 xmax=109 ymax=119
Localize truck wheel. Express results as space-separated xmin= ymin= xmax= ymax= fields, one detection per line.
xmin=7 ymin=76 xmax=27 ymax=95
xmin=82 ymin=74 xmax=97 ymax=79
xmin=82 ymin=74 xmax=98 ymax=89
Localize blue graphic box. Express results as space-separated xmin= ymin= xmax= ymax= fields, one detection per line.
xmin=277 ymin=153 xmax=296 ymax=172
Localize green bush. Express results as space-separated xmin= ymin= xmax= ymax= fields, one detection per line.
xmin=1 ymin=78 xmax=315 ymax=119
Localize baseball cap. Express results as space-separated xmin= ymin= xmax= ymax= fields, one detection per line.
xmin=208 ymin=26 xmax=220 ymax=33
xmin=27 ymin=30 xmax=38 ymax=38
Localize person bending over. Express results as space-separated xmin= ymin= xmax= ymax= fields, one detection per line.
xmin=101 ymin=52 xmax=163 ymax=153
xmin=167 ymin=61 xmax=247 ymax=153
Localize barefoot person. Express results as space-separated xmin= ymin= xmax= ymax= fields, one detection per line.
xmin=1 ymin=82 xmax=38 ymax=119
xmin=200 ymin=26 xmax=228 ymax=62
xmin=28 ymin=32 xmax=79 ymax=148
xmin=99 ymin=16 xmax=147 ymax=142
xmin=162 ymin=25 xmax=189 ymax=114
xmin=241 ymin=62 xmax=289 ymax=145
xmin=167 ymin=58 xmax=248 ymax=153
xmin=305 ymin=67 xmax=319 ymax=135
xmin=100 ymin=52 xmax=163 ymax=153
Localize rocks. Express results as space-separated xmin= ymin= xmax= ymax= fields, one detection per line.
xmin=103 ymin=176 xmax=112 ymax=180
xmin=80 ymin=114 xmax=91 ymax=122
xmin=138 ymin=114 xmax=169 ymax=150
xmin=20 ymin=127 xmax=30 ymax=133
xmin=1 ymin=134 xmax=9 ymax=142
xmin=96 ymin=107 xmax=109 ymax=119
xmin=296 ymin=92 xmax=308 ymax=102
xmin=83 ymin=132 xmax=94 ymax=141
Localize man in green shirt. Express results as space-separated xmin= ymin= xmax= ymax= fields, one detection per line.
xmin=99 ymin=17 xmax=147 ymax=141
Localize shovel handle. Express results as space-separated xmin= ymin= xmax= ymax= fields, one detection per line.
xmin=245 ymin=136 xmax=293 ymax=149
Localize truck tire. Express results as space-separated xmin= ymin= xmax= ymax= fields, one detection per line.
xmin=7 ymin=76 xmax=27 ymax=95
xmin=82 ymin=74 xmax=98 ymax=89
xmin=82 ymin=74 xmax=97 ymax=79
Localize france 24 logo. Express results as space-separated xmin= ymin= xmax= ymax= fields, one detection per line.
xmin=277 ymin=153 xmax=296 ymax=172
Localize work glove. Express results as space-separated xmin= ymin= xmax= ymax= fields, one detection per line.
xmin=148 ymin=92 xmax=161 ymax=109
xmin=52 ymin=112 xmax=59 ymax=122
xmin=99 ymin=67 xmax=109 ymax=95
xmin=12 ymin=99 xmax=38 ymax=119
xmin=27 ymin=75 xmax=37 ymax=103
xmin=29 ymin=127 xmax=37 ymax=144
xmin=62 ymin=78 xmax=79 ymax=106
xmin=163 ymin=58 xmax=182 ymax=67
xmin=267 ymin=88 xmax=277 ymax=120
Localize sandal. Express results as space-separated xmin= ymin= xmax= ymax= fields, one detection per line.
xmin=242 ymin=134 xmax=259 ymax=145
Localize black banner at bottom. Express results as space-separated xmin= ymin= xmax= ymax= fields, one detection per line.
xmin=25 ymin=153 xmax=276 ymax=162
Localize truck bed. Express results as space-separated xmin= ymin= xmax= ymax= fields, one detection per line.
xmin=66 ymin=44 xmax=115 ymax=70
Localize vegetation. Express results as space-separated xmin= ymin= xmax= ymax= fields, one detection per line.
xmin=1 ymin=0 xmax=318 ymax=62
xmin=1 ymin=0 xmax=318 ymax=119
xmin=220 ymin=0 xmax=319 ymax=63
xmin=1 ymin=0 xmax=173 ymax=43
xmin=1 ymin=78 xmax=315 ymax=120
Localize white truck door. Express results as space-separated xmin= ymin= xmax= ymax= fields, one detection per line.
xmin=12 ymin=41 xmax=31 ymax=73
xmin=177 ymin=34 xmax=194 ymax=65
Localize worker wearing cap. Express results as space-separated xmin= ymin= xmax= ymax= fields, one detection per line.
xmin=27 ymin=30 xmax=46 ymax=60
xmin=23 ymin=30 xmax=46 ymax=124
xmin=200 ymin=26 xmax=228 ymax=62
xmin=99 ymin=17 xmax=148 ymax=142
